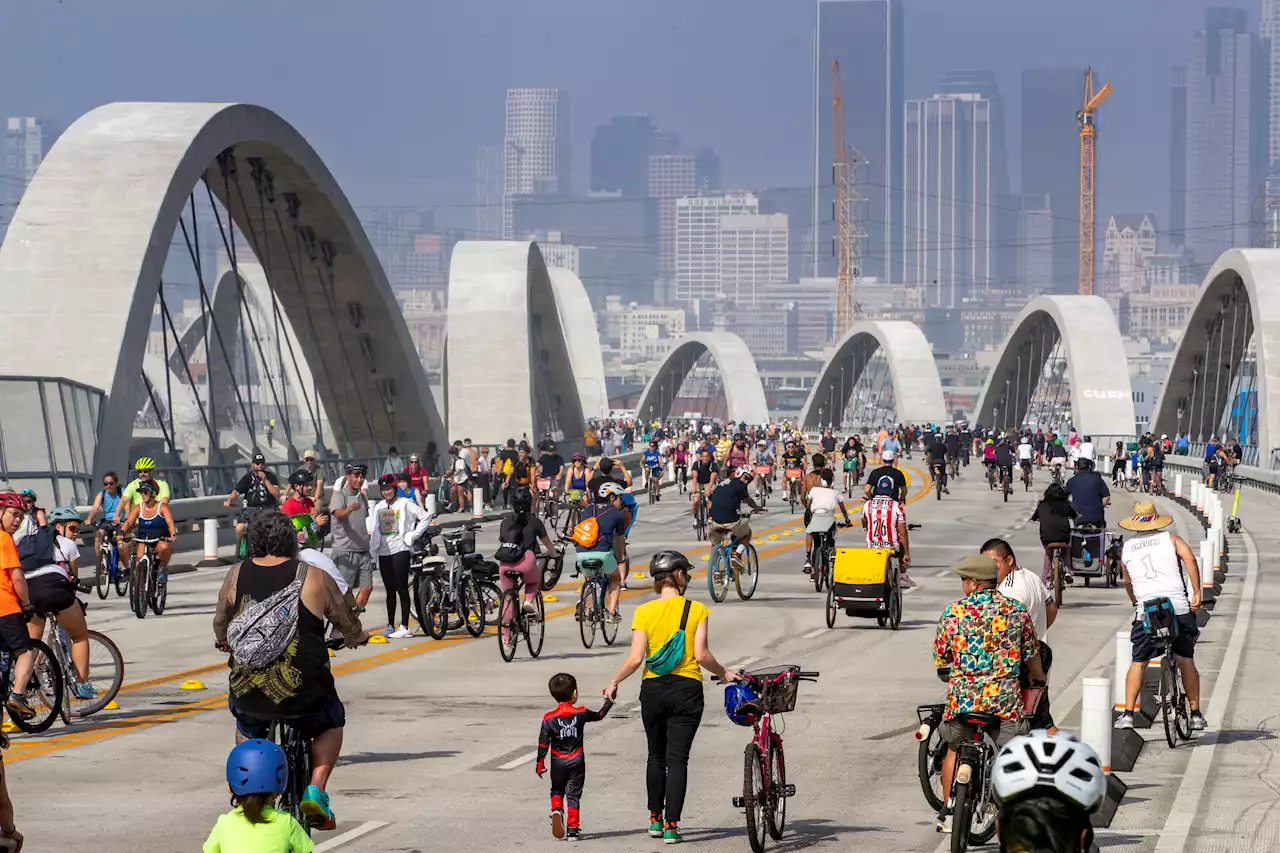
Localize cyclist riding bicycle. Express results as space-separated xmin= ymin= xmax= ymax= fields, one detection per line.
xmin=563 ymin=453 xmax=591 ymax=507
xmin=992 ymin=731 xmax=1106 ymax=853
xmin=689 ymin=448 xmax=719 ymax=522
xmin=944 ymin=427 xmax=961 ymax=471
xmin=1047 ymin=438 xmax=1069 ymax=480
xmin=672 ymin=443 xmax=690 ymax=489
xmin=1017 ymin=436 xmax=1034 ymax=486
xmin=86 ymin=471 xmax=124 ymax=564
xmin=862 ymin=475 xmax=914 ymax=587
xmin=708 ymin=467 xmax=766 ymax=557
xmin=121 ymin=480 xmax=177 ymax=578
xmin=642 ymin=441 xmax=663 ymax=498
xmin=804 ymin=469 xmax=854 ymax=573
xmin=982 ymin=438 xmax=997 ymax=479
xmin=224 ymin=453 xmax=282 ymax=552
xmin=752 ymin=439 xmax=775 ymax=490
xmin=115 ymin=457 xmax=171 ymax=523
xmin=926 ymin=434 xmax=949 ymax=494
xmin=994 ymin=437 xmax=1016 ymax=491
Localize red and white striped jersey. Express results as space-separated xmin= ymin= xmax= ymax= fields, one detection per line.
xmin=863 ymin=496 xmax=905 ymax=550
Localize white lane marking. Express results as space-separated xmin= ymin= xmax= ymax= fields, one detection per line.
xmin=315 ymin=821 xmax=390 ymax=851
xmin=1155 ymin=527 xmax=1258 ymax=852
xmin=802 ymin=628 xmax=827 ymax=639
xmin=935 ymin=570 xmax=949 ymax=578
xmin=498 ymin=750 xmax=539 ymax=770
xmin=901 ymin=585 xmax=919 ymax=595
xmin=729 ymin=656 xmax=762 ymax=672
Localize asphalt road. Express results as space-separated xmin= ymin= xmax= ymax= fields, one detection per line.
xmin=4 ymin=461 xmax=1272 ymax=852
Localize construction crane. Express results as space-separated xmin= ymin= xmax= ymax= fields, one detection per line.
xmin=1077 ymin=67 xmax=1114 ymax=296
xmin=831 ymin=59 xmax=862 ymax=335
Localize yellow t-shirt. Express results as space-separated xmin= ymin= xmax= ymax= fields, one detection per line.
xmin=631 ymin=595 xmax=710 ymax=681
xmin=203 ymin=806 xmax=312 ymax=853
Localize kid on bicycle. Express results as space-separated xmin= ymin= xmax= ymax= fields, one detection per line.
xmin=204 ymin=740 xmax=312 ymax=852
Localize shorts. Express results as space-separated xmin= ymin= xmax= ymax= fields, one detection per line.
xmin=1131 ymin=613 xmax=1199 ymax=661
xmin=26 ymin=573 xmax=77 ymax=615
xmin=333 ymin=550 xmax=375 ymax=590
xmin=230 ymin=694 xmax=346 ymax=741
xmin=1019 ymin=459 xmax=1033 ymax=470
xmin=575 ymin=551 xmax=618 ymax=576
xmin=940 ymin=716 xmax=1028 ymax=750
xmin=0 ymin=613 xmax=32 ymax=653
xmin=709 ymin=518 xmax=750 ymax=546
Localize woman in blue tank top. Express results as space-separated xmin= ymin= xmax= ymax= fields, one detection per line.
xmin=87 ymin=471 xmax=124 ymax=564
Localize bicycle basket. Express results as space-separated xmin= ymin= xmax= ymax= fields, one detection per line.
xmin=1141 ymin=597 xmax=1179 ymax=642
xmin=750 ymin=666 xmax=801 ymax=715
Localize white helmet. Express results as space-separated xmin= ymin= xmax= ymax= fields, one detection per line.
xmin=881 ymin=449 xmax=896 ymax=462
xmin=596 ymin=481 xmax=625 ymax=500
xmin=734 ymin=465 xmax=755 ymax=480
xmin=992 ymin=730 xmax=1106 ymax=813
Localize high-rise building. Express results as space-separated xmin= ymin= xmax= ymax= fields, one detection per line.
xmin=815 ymin=0 xmax=904 ymax=280
xmin=590 ymin=115 xmax=678 ymax=197
xmin=503 ymin=88 xmax=571 ymax=238
xmin=1263 ymin=0 xmax=1280 ymax=169
xmin=1018 ymin=193 xmax=1054 ymax=294
xmin=759 ymin=186 xmax=815 ymax=284
xmin=674 ymin=193 xmax=759 ymax=303
xmin=3 ymin=117 xmax=58 ymax=233
xmin=902 ymin=93 xmax=995 ymax=308
xmin=1021 ymin=69 xmax=1085 ymax=293
xmin=718 ymin=214 xmax=789 ymax=308
xmin=1101 ymin=214 xmax=1158 ymax=295
xmin=649 ymin=153 xmax=697 ymax=274
xmin=474 ymin=144 xmax=504 ymax=239
xmin=1170 ymin=68 xmax=1188 ymax=247
xmin=695 ymin=147 xmax=722 ymax=192
xmin=1184 ymin=8 xmax=1266 ymax=266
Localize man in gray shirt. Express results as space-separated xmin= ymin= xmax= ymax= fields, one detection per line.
xmin=329 ymin=463 xmax=374 ymax=611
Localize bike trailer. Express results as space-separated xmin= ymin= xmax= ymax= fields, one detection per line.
xmin=831 ymin=548 xmax=896 ymax=614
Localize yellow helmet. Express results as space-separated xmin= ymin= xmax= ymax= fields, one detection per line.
xmin=135 ymin=457 xmax=156 ymax=471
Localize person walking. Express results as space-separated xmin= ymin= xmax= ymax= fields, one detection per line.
xmin=328 ymin=464 xmax=374 ymax=613
xmin=605 ymin=551 xmax=740 ymax=844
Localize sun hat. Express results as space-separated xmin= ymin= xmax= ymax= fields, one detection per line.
xmin=1118 ymin=501 xmax=1173 ymax=532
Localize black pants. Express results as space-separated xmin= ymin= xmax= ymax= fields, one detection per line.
xmin=549 ymin=754 xmax=586 ymax=826
xmin=1020 ymin=641 xmax=1054 ymax=729
xmin=640 ymin=675 xmax=704 ymax=822
xmin=378 ymin=551 xmax=411 ymax=627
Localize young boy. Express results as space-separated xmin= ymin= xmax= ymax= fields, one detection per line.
xmin=536 ymin=673 xmax=613 ymax=841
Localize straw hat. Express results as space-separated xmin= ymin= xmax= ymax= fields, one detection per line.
xmin=1118 ymin=501 xmax=1173 ymax=532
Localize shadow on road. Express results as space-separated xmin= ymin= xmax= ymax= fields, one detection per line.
xmin=339 ymin=750 xmax=459 ymax=766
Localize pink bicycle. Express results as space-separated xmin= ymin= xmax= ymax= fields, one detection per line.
xmin=726 ymin=666 xmax=820 ymax=852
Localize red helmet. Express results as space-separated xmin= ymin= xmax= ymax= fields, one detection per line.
xmin=377 ymin=474 xmax=397 ymax=489
xmin=0 ymin=492 xmax=25 ymax=510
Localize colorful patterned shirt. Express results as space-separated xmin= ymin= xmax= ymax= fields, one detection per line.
xmin=932 ymin=589 xmax=1039 ymax=722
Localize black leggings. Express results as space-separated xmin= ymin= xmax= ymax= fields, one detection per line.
xmin=640 ymin=675 xmax=704 ymax=822
xmin=378 ymin=551 xmax=412 ymax=627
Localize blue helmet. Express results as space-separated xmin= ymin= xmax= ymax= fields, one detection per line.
xmin=225 ymin=739 xmax=288 ymax=796
xmin=724 ymin=683 xmax=760 ymax=727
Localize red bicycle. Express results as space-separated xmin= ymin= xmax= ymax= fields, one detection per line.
xmin=728 ymin=666 xmax=820 ymax=852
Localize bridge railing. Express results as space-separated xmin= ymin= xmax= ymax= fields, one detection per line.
xmin=1162 ymin=454 xmax=1280 ymax=495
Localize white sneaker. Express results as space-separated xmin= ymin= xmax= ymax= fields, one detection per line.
xmin=388 ymin=625 xmax=413 ymax=639
xmin=898 ymin=574 xmax=915 ymax=589
xmin=1114 ymin=712 xmax=1135 ymax=730
xmin=521 ymin=600 xmax=539 ymax=615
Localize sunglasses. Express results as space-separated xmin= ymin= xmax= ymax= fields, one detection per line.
xmin=103 ymin=480 xmax=117 ymax=487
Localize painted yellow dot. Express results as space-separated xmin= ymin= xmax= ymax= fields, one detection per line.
xmin=328 ymin=649 xmax=336 ymax=657
xmin=768 ymin=535 xmax=780 ymax=541
xmin=1 ymin=721 xmax=16 ymax=734
xmin=104 ymin=700 xmax=120 ymax=711
xmin=368 ymin=634 xmax=390 ymax=644
xmin=753 ymin=540 xmax=764 ymax=545
xmin=793 ymin=527 xmax=803 ymax=533
xmin=700 ymin=554 xmax=710 ymax=561
xmin=781 ymin=531 xmax=792 ymax=537
xmin=632 ymin=572 xmax=647 ymax=579
xmin=543 ymin=595 xmax=558 ymax=602
xmin=180 ymin=679 xmax=206 ymax=691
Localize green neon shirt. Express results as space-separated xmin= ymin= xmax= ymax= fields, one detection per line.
xmin=202 ymin=806 xmax=313 ymax=853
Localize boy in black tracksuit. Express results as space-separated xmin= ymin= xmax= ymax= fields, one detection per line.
xmin=537 ymin=673 xmax=613 ymax=841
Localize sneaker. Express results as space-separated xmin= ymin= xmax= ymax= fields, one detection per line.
xmin=73 ymin=682 xmax=98 ymax=701
xmin=1065 ymin=574 xmax=1075 ymax=585
xmin=388 ymin=625 xmax=413 ymax=639
xmin=663 ymin=822 xmax=682 ymax=844
xmin=300 ymin=784 xmax=336 ymax=831
xmin=898 ymin=573 xmax=915 ymax=589
xmin=6 ymin=693 xmax=35 ymax=721
xmin=620 ymin=581 xmax=629 ymax=591
xmin=606 ymin=610 xmax=622 ymax=625
xmin=649 ymin=814 xmax=664 ymax=837
xmin=521 ymin=600 xmax=539 ymax=615
xmin=1114 ymin=711 xmax=1135 ymax=730
xmin=384 ymin=624 xmax=395 ymax=636
xmin=935 ymin=808 xmax=953 ymax=834
xmin=1190 ymin=711 xmax=1207 ymax=731
xmin=566 ymin=827 xmax=581 ymax=842
xmin=550 ymin=810 xmax=565 ymax=839
xmin=802 ymin=561 xmax=812 ymax=574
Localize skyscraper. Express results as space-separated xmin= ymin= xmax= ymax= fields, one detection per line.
xmin=1184 ymin=8 xmax=1266 ymax=266
xmin=694 ymin=147 xmax=722 ymax=192
xmin=902 ymin=93 xmax=995 ymax=308
xmin=590 ymin=115 xmax=677 ymax=197
xmin=1262 ymin=0 xmax=1280 ymax=170
xmin=1170 ymin=67 xmax=1188 ymax=247
xmin=718 ymin=214 xmax=789 ymax=308
xmin=1021 ymin=69 xmax=1085 ymax=294
xmin=649 ymin=152 xmax=697 ymax=274
xmin=503 ymin=89 xmax=571 ymax=238
xmin=3 ymin=117 xmax=58 ymax=233
xmin=815 ymin=0 xmax=903 ymax=280
xmin=675 ymin=192 xmax=759 ymax=303
xmin=473 ymin=144 xmax=504 ymax=239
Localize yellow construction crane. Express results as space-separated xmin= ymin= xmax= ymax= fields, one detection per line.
xmin=832 ymin=59 xmax=859 ymax=335
xmin=1077 ymin=67 xmax=1114 ymax=296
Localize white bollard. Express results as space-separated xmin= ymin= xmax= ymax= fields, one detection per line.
xmin=1199 ymin=538 xmax=1212 ymax=577
xmin=1174 ymin=473 xmax=1183 ymax=498
xmin=1081 ymin=677 xmax=1115 ymax=773
xmin=203 ymin=518 xmax=220 ymax=561
xmin=1192 ymin=480 xmax=1203 ymax=511
xmin=472 ymin=486 xmax=485 ymax=519
xmin=1113 ymin=630 xmax=1130 ymax=710
xmin=1101 ymin=455 xmax=1112 ymax=476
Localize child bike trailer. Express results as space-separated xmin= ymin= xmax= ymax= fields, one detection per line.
xmin=827 ymin=547 xmax=901 ymax=629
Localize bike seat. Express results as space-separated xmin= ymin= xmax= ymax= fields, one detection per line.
xmin=580 ymin=558 xmax=604 ymax=571
xmin=504 ymin=569 xmax=525 ymax=580
xmin=955 ymin=711 xmax=1003 ymax=731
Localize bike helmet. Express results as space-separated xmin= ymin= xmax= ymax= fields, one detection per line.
xmin=511 ymin=486 xmax=533 ymax=514
xmin=377 ymin=473 xmax=397 ymax=489
xmin=137 ymin=480 xmax=159 ymax=496
xmin=225 ymin=739 xmax=288 ymax=796
xmin=649 ymin=550 xmax=692 ymax=578
xmin=346 ymin=462 xmax=367 ymax=474
xmin=48 ymin=505 xmax=80 ymax=523
xmin=735 ymin=465 xmax=755 ymax=480
xmin=288 ymin=469 xmax=315 ymax=487
xmin=134 ymin=457 xmax=155 ymax=471
xmin=596 ymin=481 xmax=625 ymax=501
xmin=986 ymin=439 xmax=994 ymax=446
xmin=0 ymin=493 xmax=24 ymax=510
xmin=724 ymin=682 xmax=760 ymax=727
xmin=881 ymin=450 xmax=895 ymax=462
xmin=992 ymin=730 xmax=1106 ymax=813
xmin=19 ymin=489 xmax=36 ymax=501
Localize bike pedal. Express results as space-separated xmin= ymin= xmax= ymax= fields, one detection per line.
xmin=731 ymin=796 xmax=746 ymax=809
xmin=780 ymin=784 xmax=796 ymax=797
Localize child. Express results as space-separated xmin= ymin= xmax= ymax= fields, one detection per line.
xmin=204 ymin=740 xmax=312 ymax=853
xmin=1030 ymin=482 xmax=1077 ymax=587
xmin=536 ymin=673 xmax=613 ymax=841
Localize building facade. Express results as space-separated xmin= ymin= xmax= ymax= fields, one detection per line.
xmin=598 ymin=296 xmax=686 ymax=362
xmin=718 ymin=214 xmax=788 ymax=308
xmin=1101 ymin=214 xmax=1158 ymax=295
xmin=1021 ymin=69 xmax=1085 ymax=294
xmin=503 ymin=89 xmax=571 ymax=238
xmin=1170 ymin=68 xmax=1189 ymax=247
xmin=649 ymin=153 xmax=697 ymax=275
xmin=674 ymin=192 xmax=759 ymax=303
xmin=1017 ymin=194 xmax=1054 ymax=294
xmin=1121 ymin=284 xmax=1200 ymax=342
xmin=590 ymin=115 xmax=678 ymax=197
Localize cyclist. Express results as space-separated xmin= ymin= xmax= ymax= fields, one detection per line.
xmin=689 ymin=447 xmax=719 ymax=524
xmin=840 ymin=439 xmax=860 ymax=494
xmin=880 ymin=429 xmax=903 ymax=467
xmin=1047 ymin=438 xmax=1068 ymax=481
xmin=281 ymin=470 xmax=331 ymax=534
xmin=804 ymin=469 xmax=854 ymax=574
xmin=707 ymin=466 xmax=766 ymax=558
xmin=573 ymin=481 xmax=629 ymax=623
xmin=121 ymin=480 xmax=176 ymax=578
xmin=285 ymin=485 xmax=350 ymax=600
xmin=926 ymin=433 xmax=949 ymax=494
xmin=982 ymin=438 xmax=997 ymax=482
xmin=864 ymin=449 xmax=908 ymax=504
xmin=994 ymin=435 xmax=1016 ymax=492
xmin=672 ymin=442 xmax=690 ymax=490
xmin=1031 ymin=482 xmax=1076 ymax=588
xmin=991 ymin=731 xmax=1106 ymax=853
xmin=85 ymin=471 xmax=124 ymax=567
xmin=862 ymin=475 xmax=914 ymax=588
xmin=958 ymin=423 xmax=973 ymax=466
xmin=115 ymin=457 xmax=171 ymax=523
xmin=536 ymin=441 xmax=566 ymax=503
xmin=752 ymin=439 xmax=774 ymax=493
xmin=982 ymin=538 xmax=1058 ymax=733
xmin=562 ymin=452 xmax=591 ymax=508
xmin=641 ymin=440 xmax=664 ymax=500
xmin=224 ymin=453 xmax=281 ymax=553
xmin=781 ymin=441 xmax=807 ymax=503
xmin=799 ymin=454 xmax=828 ymax=571
xmin=205 ymin=739 xmax=311 ymax=851
xmin=944 ymin=426 xmax=961 ymax=474
xmin=1017 ymin=436 xmax=1034 ymax=487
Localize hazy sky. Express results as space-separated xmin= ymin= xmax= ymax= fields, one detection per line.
xmin=0 ymin=0 xmax=1259 ymax=231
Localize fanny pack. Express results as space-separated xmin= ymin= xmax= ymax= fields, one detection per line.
xmin=645 ymin=599 xmax=693 ymax=676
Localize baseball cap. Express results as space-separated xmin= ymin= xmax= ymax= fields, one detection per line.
xmin=303 ymin=448 xmax=317 ymax=460
xmin=252 ymin=453 xmax=266 ymax=465
xmin=881 ymin=449 xmax=896 ymax=462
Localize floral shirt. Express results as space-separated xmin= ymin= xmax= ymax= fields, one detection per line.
xmin=932 ymin=589 xmax=1039 ymax=722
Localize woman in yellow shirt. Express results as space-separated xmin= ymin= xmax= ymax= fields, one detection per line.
xmin=605 ymin=551 xmax=740 ymax=844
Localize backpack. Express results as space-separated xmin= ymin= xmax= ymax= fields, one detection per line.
xmin=645 ymin=600 xmax=693 ymax=676
xmin=495 ymin=517 xmax=528 ymax=563
xmin=572 ymin=506 xmax=604 ymax=549
xmin=226 ymin=563 xmax=308 ymax=670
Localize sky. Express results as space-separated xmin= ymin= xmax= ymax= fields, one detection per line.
xmin=0 ymin=0 xmax=1260 ymax=232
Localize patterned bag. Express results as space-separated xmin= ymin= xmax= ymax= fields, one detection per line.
xmin=226 ymin=563 xmax=308 ymax=670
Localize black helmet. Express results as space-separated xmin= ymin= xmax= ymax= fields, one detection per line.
xmin=288 ymin=469 xmax=315 ymax=487
xmin=511 ymin=486 xmax=533 ymax=514
xmin=377 ymin=473 xmax=397 ymax=489
xmin=650 ymin=550 xmax=692 ymax=578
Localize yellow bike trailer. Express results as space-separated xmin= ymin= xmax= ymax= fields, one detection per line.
xmin=827 ymin=547 xmax=902 ymax=629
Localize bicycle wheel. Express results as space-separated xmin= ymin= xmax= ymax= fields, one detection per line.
xmin=461 ymin=577 xmax=485 ymax=637
xmin=67 ymin=630 xmax=124 ymax=717
xmin=935 ymin=475 xmax=943 ymax=500
xmin=130 ymin=556 xmax=150 ymax=619
xmin=825 ymin=586 xmax=837 ymax=628
xmin=1002 ymin=477 xmax=1009 ymax=502
xmin=736 ymin=545 xmax=759 ymax=601
xmin=114 ymin=553 xmax=129 ymax=597
xmin=696 ymin=504 xmax=708 ymax=541
xmin=888 ymin=587 xmax=902 ymax=630
xmin=1173 ymin=665 xmax=1193 ymax=741
xmin=765 ymin=738 xmax=787 ymax=840
xmin=540 ymin=552 xmax=565 ymax=592
xmin=11 ymin=639 xmax=62 ymax=734
xmin=497 ymin=589 xmax=520 ymax=662
xmin=1052 ymin=553 xmax=1064 ymax=608
xmin=526 ymin=589 xmax=545 ymax=658
xmin=150 ymin=567 xmax=168 ymax=616
xmin=812 ymin=542 xmax=825 ymax=593
xmin=708 ymin=548 xmax=730 ymax=603
xmin=743 ymin=742 xmax=768 ymax=853
xmin=95 ymin=545 xmax=110 ymax=599
xmin=950 ymin=775 xmax=974 ymax=853
xmin=424 ymin=577 xmax=448 ymax=640
xmin=601 ymin=594 xmax=620 ymax=646
xmin=578 ymin=581 xmax=598 ymax=649
xmin=918 ymin=728 xmax=946 ymax=811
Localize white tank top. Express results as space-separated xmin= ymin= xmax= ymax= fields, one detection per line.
xmin=1120 ymin=531 xmax=1190 ymax=615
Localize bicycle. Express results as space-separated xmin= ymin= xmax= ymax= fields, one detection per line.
xmin=646 ymin=466 xmax=663 ymax=504
xmin=497 ymin=566 xmax=545 ymax=662
xmin=727 ymin=666 xmax=820 ymax=853
xmin=419 ymin=526 xmax=487 ymax=640
xmin=128 ymin=537 xmax=170 ymax=619
xmin=914 ymin=702 xmax=948 ymax=811
xmin=755 ymin=465 xmax=771 ymax=508
xmin=675 ymin=464 xmax=688 ymax=495
xmin=693 ymin=492 xmax=709 ymax=542
xmin=807 ymin=520 xmax=847 ymax=593
xmin=784 ymin=468 xmax=803 ymax=514
xmin=933 ymin=464 xmax=945 ymax=500
xmin=708 ymin=512 xmax=763 ymax=603
xmin=842 ymin=465 xmax=857 ymax=498
xmin=1020 ymin=463 xmax=1033 ymax=492
xmin=574 ymin=556 xmax=619 ymax=648
xmin=1045 ymin=542 xmax=1069 ymax=608
xmin=945 ymin=711 xmax=1001 ymax=852
xmin=1 ymin=631 xmax=63 ymax=735
xmin=42 ymin=597 xmax=124 ymax=723
xmin=536 ymin=479 xmax=560 ymax=530
xmin=537 ymin=540 xmax=567 ymax=591
xmin=999 ymin=467 xmax=1011 ymax=502
xmin=91 ymin=521 xmax=127 ymax=599
xmin=1141 ymin=598 xmax=1194 ymax=748
xmin=560 ymin=494 xmax=583 ymax=540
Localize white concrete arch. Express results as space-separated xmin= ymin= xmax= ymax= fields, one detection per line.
xmin=547 ymin=266 xmax=608 ymax=420
xmin=0 ymin=102 xmax=443 ymax=471
xmin=799 ymin=321 xmax=946 ymax=429
xmin=973 ymin=295 xmax=1135 ymax=437
xmin=1152 ymin=249 xmax=1280 ymax=451
xmin=446 ymin=241 xmax=587 ymax=448
xmin=633 ymin=332 xmax=769 ymax=425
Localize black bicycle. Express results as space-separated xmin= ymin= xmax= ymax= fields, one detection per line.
xmin=946 ymin=711 xmax=1001 ymax=852
xmin=424 ymin=526 xmax=486 ymax=640
xmin=497 ymin=566 xmax=545 ymax=662
xmin=537 ymin=541 xmax=567 ymax=591
xmin=128 ymin=537 xmax=169 ymax=619
xmin=1 ymin=624 xmax=63 ymax=734
xmin=91 ymin=521 xmax=128 ymax=599
xmin=915 ymin=702 xmax=948 ymax=811
xmin=807 ymin=520 xmax=847 ymax=593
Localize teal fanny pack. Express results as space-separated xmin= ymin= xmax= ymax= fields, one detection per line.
xmin=645 ymin=599 xmax=693 ymax=676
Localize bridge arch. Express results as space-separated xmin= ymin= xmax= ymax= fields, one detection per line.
xmin=0 ymin=101 xmax=443 ymax=474
xmin=973 ymin=295 xmax=1134 ymax=438
xmin=1152 ymin=249 xmax=1280 ymax=462
xmin=446 ymin=241 xmax=586 ymax=449
xmin=634 ymin=333 xmax=769 ymax=425
xmin=799 ymin=321 xmax=946 ymax=429
xmin=547 ymin=266 xmax=608 ymax=421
